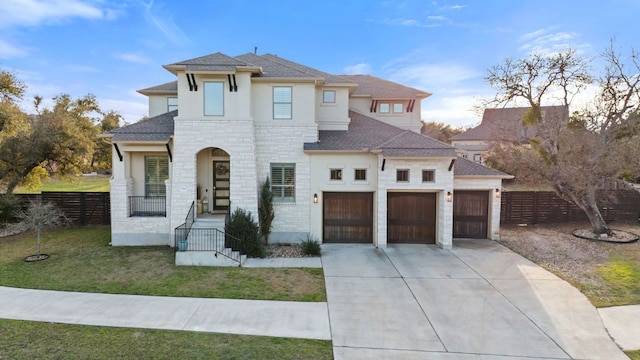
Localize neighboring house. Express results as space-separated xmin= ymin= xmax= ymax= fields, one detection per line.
xmin=101 ymin=51 xmax=511 ymax=258
xmin=449 ymin=106 xmax=568 ymax=163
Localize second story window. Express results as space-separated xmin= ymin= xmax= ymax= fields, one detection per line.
xmin=323 ymin=90 xmax=335 ymax=103
xmin=396 ymin=169 xmax=409 ymax=183
xmin=273 ymin=86 xmax=292 ymax=119
xmin=393 ymin=103 xmax=404 ymax=113
xmin=379 ymin=102 xmax=390 ymax=113
xmin=355 ymin=169 xmax=367 ymax=181
xmin=167 ymin=97 xmax=178 ymax=112
xmin=204 ymin=82 xmax=224 ymax=116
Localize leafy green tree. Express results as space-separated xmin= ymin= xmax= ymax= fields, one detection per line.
xmin=421 ymin=121 xmax=465 ymax=142
xmin=485 ymin=45 xmax=640 ymax=235
xmin=92 ymin=110 xmax=122 ymax=170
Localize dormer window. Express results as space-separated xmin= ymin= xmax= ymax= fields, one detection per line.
xmin=379 ymin=103 xmax=390 ymax=113
xmin=167 ymin=97 xmax=178 ymax=112
xmin=393 ymin=103 xmax=404 ymax=113
xmin=323 ymin=90 xmax=335 ymax=103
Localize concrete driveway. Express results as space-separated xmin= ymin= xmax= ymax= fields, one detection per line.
xmin=322 ymin=240 xmax=628 ymax=360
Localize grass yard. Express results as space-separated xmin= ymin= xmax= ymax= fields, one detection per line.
xmin=0 ymin=227 xmax=326 ymax=301
xmin=13 ymin=175 xmax=110 ymax=193
xmin=0 ymin=319 xmax=332 ymax=360
xmin=628 ymin=350 xmax=640 ymax=360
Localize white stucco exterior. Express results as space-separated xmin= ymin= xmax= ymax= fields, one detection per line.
xmin=106 ymin=52 xmax=510 ymax=250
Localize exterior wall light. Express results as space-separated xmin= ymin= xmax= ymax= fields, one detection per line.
xmin=495 ymin=189 xmax=501 ymax=198
xmin=313 ymin=193 xmax=318 ymax=204
xmin=446 ymin=191 xmax=452 ymax=202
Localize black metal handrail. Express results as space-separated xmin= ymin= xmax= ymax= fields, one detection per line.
xmin=129 ymin=196 xmax=166 ymax=217
xmin=174 ymin=201 xmax=195 ymax=245
xmin=175 ymin=227 xmax=244 ymax=264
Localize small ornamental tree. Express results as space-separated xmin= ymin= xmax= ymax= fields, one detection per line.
xmin=258 ymin=177 xmax=275 ymax=245
xmin=18 ymin=201 xmax=68 ymax=260
xmin=225 ymin=208 xmax=266 ymax=258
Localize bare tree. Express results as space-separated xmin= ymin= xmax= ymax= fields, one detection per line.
xmin=17 ymin=201 xmax=68 ymax=259
xmin=486 ymin=45 xmax=640 ymax=235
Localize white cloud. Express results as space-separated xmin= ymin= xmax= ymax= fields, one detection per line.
xmin=518 ymin=27 xmax=588 ymax=55
xmin=114 ymin=52 xmax=151 ymax=64
xmin=142 ymin=0 xmax=189 ymax=46
xmin=344 ymin=63 xmax=372 ymax=75
xmin=387 ymin=62 xmax=481 ymax=91
xmin=0 ymin=0 xmax=109 ymax=28
xmin=100 ymin=97 xmax=148 ymax=124
xmin=0 ymin=38 xmax=30 ymax=58
xmin=382 ymin=17 xmax=441 ymax=28
xmin=422 ymin=95 xmax=483 ymax=128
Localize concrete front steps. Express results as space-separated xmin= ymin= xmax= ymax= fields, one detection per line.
xmin=175 ymin=215 xmax=247 ymax=267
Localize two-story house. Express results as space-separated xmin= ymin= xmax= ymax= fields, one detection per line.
xmin=101 ymin=52 xmax=511 ymax=265
xmin=449 ymin=106 xmax=568 ymax=163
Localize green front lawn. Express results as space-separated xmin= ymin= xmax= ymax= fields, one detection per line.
xmin=627 ymin=350 xmax=640 ymax=360
xmin=0 ymin=227 xmax=326 ymax=301
xmin=0 ymin=319 xmax=333 ymax=360
xmin=13 ymin=175 xmax=110 ymax=193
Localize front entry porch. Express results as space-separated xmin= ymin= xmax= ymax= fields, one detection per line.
xmin=174 ymin=213 xmax=247 ymax=267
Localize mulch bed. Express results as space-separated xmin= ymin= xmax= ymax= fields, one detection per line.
xmin=572 ymin=228 xmax=639 ymax=243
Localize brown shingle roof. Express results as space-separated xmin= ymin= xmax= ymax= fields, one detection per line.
xmin=341 ymin=74 xmax=431 ymax=99
xmin=449 ymin=106 xmax=568 ymax=142
xmin=107 ymin=110 xmax=176 ymax=142
xmin=454 ymin=156 xmax=512 ymax=178
xmin=304 ymin=111 xmax=456 ymax=157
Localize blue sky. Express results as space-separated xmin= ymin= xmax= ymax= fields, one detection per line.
xmin=0 ymin=0 xmax=638 ymax=127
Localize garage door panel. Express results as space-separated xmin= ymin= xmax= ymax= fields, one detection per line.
xmin=453 ymin=191 xmax=489 ymax=238
xmin=323 ymin=192 xmax=373 ymax=243
xmin=387 ymin=192 xmax=436 ymax=244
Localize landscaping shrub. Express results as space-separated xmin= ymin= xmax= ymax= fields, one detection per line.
xmin=225 ymin=208 xmax=266 ymax=258
xmin=0 ymin=194 xmax=21 ymax=226
xmin=300 ymin=234 xmax=321 ymax=256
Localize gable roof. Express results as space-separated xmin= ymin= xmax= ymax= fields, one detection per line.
xmin=449 ymin=105 xmax=568 ymax=142
xmin=453 ymin=156 xmax=512 ymax=178
xmin=342 ymin=74 xmax=431 ymax=99
xmin=304 ymin=111 xmax=456 ymax=157
xmin=164 ymin=52 xmax=259 ymax=73
xmin=105 ymin=110 xmax=176 ymax=142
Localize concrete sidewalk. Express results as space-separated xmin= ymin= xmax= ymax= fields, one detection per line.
xmin=0 ymin=286 xmax=331 ymax=340
xmin=599 ymin=305 xmax=640 ymax=351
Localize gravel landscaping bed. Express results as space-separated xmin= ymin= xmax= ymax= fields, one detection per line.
xmin=498 ymin=222 xmax=640 ymax=305
xmin=266 ymin=244 xmax=308 ymax=258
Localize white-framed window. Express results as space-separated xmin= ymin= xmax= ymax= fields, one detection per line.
xmin=167 ymin=97 xmax=178 ymax=112
xmin=422 ymin=170 xmax=435 ymax=182
xmin=396 ymin=169 xmax=409 ymax=182
xmin=473 ymin=153 xmax=482 ymax=163
xmin=204 ymin=82 xmax=224 ymax=116
xmin=330 ymin=169 xmax=342 ymax=181
xmin=379 ymin=102 xmax=390 ymax=113
xmin=393 ymin=103 xmax=404 ymax=113
xmin=354 ymin=169 xmax=367 ymax=181
xmin=271 ymin=163 xmax=295 ymax=202
xmin=323 ymin=90 xmax=335 ymax=103
xmin=273 ymin=86 xmax=292 ymax=119
xmin=145 ymin=156 xmax=169 ymax=196
xmin=462 ymin=153 xmax=468 ymax=159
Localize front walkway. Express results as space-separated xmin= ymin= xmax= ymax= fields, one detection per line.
xmin=322 ymin=241 xmax=629 ymax=360
xmin=0 ymin=286 xmax=331 ymax=341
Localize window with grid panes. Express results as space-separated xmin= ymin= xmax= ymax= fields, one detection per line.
xmin=271 ymin=163 xmax=295 ymax=202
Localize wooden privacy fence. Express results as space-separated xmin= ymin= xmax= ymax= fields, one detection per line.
xmin=13 ymin=192 xmax=110 ymax=226
xmin=500 ymin=190 xmax=640 ymax=224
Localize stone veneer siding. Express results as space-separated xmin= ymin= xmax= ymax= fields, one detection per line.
xmin=110 ymin=177 xmax=171 ymax=246
xmin=254 ymin=124 xmax=317 ymax=243
xmin=169 ymin=118 xmax=260 ymax=241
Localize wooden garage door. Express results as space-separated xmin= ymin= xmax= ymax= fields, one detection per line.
xmin=323 ymin=192 xmax=373 ymax=243
xmin=453 ymin=191 xmax=489 ymax=238
xmin=387 ymin=192 xmax=436 ymax=244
